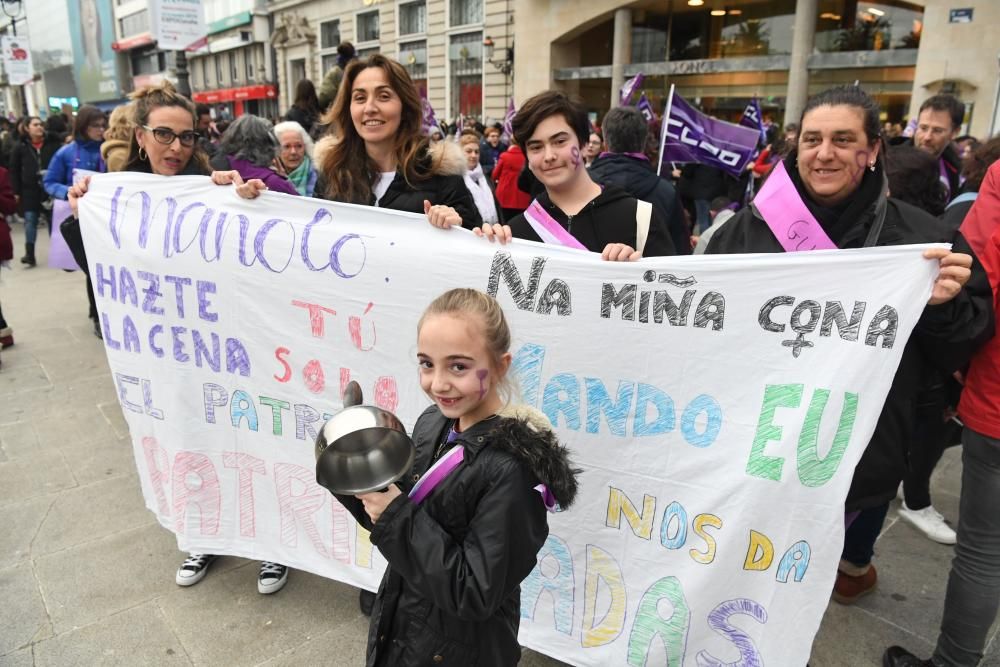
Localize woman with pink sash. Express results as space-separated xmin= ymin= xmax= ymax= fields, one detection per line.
xmin=706 ymin=86 xmax=994 ymax=617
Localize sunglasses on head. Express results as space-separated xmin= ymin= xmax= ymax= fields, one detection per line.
xmin=143 ymin=125 xmax=198 ymax=147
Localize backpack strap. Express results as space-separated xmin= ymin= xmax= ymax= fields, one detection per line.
xmin=635 ymin=199 xmax=652 ymax=255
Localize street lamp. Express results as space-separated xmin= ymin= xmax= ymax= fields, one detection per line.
xmin=482 ymin=36 xmax=513 ymax=76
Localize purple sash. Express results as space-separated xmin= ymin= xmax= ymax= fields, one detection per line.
xmin=522 ymin=199 xmax=588 ymax=251
xmin=409 ymin=445 xmax=465 ymax=505
xmin=753 ymin=161 xmax=838 ymax=252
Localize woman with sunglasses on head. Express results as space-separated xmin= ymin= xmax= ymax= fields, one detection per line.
xmin=44 ymin=105 xmax=107 ymax=336
xmin=68 ymin=81 xmax=293 ymax=596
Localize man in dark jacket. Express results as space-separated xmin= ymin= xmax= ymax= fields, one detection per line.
xmin=505 ymin=91 xmax=676 ymax=259
xmin=590 ymin=106 xmax=690 ymax=254
xmin=911 ymin=94 xmax=964 ymax=200
xmin=478 ymin=125 xmax=507 ymax=174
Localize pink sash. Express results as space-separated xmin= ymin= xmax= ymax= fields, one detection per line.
xmin=409 ymin=445 xmax=465 ymax=505
xmin=407 ymin=443 xmax=559 ymax=512
xmin=522 ymin=199 xmax=588 ymax=250
xmin=753 ymin=161 xmax=838 ymax=252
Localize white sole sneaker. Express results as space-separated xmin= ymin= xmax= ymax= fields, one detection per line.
xmin=258 ymin=562 xmax=288 ymax=595
xmin=176 ymin=554 xmax=217 ymax=587
xmin=898 ymin=503 xmax=957 ymax=545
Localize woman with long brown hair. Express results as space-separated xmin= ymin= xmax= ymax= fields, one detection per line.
xmin=319 ymin=54 xmax=483 ymax=230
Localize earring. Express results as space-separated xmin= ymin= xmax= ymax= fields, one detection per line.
xmin=869 ymin=162 xmax=876 ymax=172
xmin=138 ymin=146 xmax=148 ymax=161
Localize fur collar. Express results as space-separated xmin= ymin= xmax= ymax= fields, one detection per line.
xmin=491 ymin=405 xmax=580 ymax=509
xmin=424 ymin=139 xmax=466 ymax=177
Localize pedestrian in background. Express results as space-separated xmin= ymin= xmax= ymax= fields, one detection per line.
xmin=285 ymin=78 xmax=321 ymax=136
xmin=10 ymin=116 xmax=61 ymax=266
xmin=100 ymin=103 xmax=134 ymax=173
xmin=274 ymin=120 xmax=317 ymax=197
xmin=211 ymin=115 xmax=299 ymax=196
xmin=44 ymin=105 xmax=106 ymax=338
xmin=317 ymin=41 xmax=357 ymax=112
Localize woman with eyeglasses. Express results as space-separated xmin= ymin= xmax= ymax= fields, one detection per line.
xmin=44 ymin=105 xmax=107 ymax=337
xmin=68 ymin=81 xmax=294 ymax=597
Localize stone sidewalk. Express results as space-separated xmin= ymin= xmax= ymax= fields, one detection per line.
xmin=1 ymin=223 xmax=996 ymax=666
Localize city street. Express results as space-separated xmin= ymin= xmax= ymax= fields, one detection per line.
xmin=1 ymin=221 xmax=997 ymax=667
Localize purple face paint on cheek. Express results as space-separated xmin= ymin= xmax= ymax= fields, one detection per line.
xmin=570 ymin=146 xmax=581 ymax=168
xmin=476 ymin=369 xmax=489 ymax=399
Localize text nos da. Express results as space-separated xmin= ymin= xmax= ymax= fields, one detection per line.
xmin=140 ymin=436 xmax=377 ymax=567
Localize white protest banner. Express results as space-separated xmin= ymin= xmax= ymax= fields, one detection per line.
xmin=1 ymin=35 xmax=33 ymax=86
xmin=80 ymin=173 xmax=938 ymax=666
xmin=150 ymin=0 xmax=206 ymax=51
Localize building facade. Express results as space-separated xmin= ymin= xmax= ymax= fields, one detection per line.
xmin=267 ymin=0 xmax=514 ymax=124
xmin=188 ymin=3 xmax=279 ymax=119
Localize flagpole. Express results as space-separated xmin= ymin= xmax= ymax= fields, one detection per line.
xmin=656 ymin=83 xmax=675 ymax=177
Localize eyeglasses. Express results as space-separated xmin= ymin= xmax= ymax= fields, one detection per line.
xmin=143 ymin=125 xmax=198 ymax=147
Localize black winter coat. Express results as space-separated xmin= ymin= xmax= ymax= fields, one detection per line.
xmin=507 ymin=184 xmax=677 ymax=256
xmin=589 ymin=152 xmax=691 ymax=255
xmin=319 ymin=140 xmax=483 ymax=230
xmin=10 ymin=136 xmax=61 ymax=211
xmin=707 ymin=155 xmax=994 ymax=511
xmin=335 ymin=408 xmax=578 ymax=667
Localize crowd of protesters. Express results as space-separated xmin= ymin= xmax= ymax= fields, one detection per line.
xmin=0 ymin=46 xmax=999 ymax=667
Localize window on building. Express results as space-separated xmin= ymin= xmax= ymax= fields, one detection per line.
xmin=357 ymin=10 xmax=380 ymax=43
xmin=449 ymin=0 xmax=482 ymax=27
xmin=231 ymin=50 xmax=240 ymax=83
xmin=321 ymin=19 xmax=341 ymax=50
xmin=399 ymin=1 xmax=426 ymax=36
xmin=119 ymin=9 xmax=149 ymax=37
xmin=216 ymin=55 xmax=224 ymax=85
xmin=400 ymin=39 xmax=427 ymax=94
xmin=449 ymin=32 xmax=482 ymax=118
xmin=290 ymin=58 xmax=306 ymax=88
xmin=357 ymin=46 xmax=380 ymax=59
xmin=202 ymin=58 xmax=211 ymax=89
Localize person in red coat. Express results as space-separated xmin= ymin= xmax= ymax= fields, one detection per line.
xmin=491 ymin=141 xmax=531 ymax=221
xmin=884 ymin=158 xmax=1000 ymax=667
xmin=0 ymin=165 xmax=21 ymax=352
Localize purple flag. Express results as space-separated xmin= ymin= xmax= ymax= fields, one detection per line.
xmin=420 ymin=89 xmax=441 ymax=136
xmin=619 ymin=73 xmax=644 ymax=106
xmin=740 ymin=98 xmax=767 ymax=144
xmin=637 ymin=94 xmax=655 ymax=123
xmin=659 ymin=92 xmax=760 ymax=177
xmin=902 ymin=118 xmax=917 ymax=138
xmin=501 ymin=97 xmax=515 ymax=144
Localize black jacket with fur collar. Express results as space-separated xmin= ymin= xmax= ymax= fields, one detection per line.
xmin=335 ymin=405 xmax=578 ymax=667
xmin=316 ymin=138 xmax=483 ymax=230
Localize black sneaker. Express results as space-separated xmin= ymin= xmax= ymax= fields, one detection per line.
xmin=175 ymin=553 xmax=217 ymax=587
xmin=258 ymin=561 xmax=288 ymax=594
xmin=883 ymin=646 xmax=934 ymax=667
xmin=359 ymin=589 xmax=376 ymax=616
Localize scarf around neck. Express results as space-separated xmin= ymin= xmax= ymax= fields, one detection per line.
xmin=464 ymin=163 xmax=499 ymax=224
xmin=288 ymin=155 xmax=313 ymax=196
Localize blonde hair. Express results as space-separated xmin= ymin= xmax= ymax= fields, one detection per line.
xmin=459 ymin=133 xmax=479 ymax=149
xmin=418 ymin=289 xmax=515 ymax=402
xmin=105 ymin=102 xmax=134 ymax=143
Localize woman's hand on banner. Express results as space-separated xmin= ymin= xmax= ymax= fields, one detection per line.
xmin=424 ymin=200 xmax=462 ymax=229
xmin=211 ymin=170 xmax=267 ymax=200
xmin=67 ymin=175 xmax=92 ymax=218
xmin=923 ymin=248 xmax=972 ymax=305
xmin=474 ymin=223 xmax=512 ymax=245
xmin=356 ymin=485 xmax=402 ymax=524
xmin=602 ymin=243 xmax=642 ymax=262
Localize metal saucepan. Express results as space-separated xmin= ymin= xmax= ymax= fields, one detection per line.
xmin=314 ymin=381 xmax=416 ymax=495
